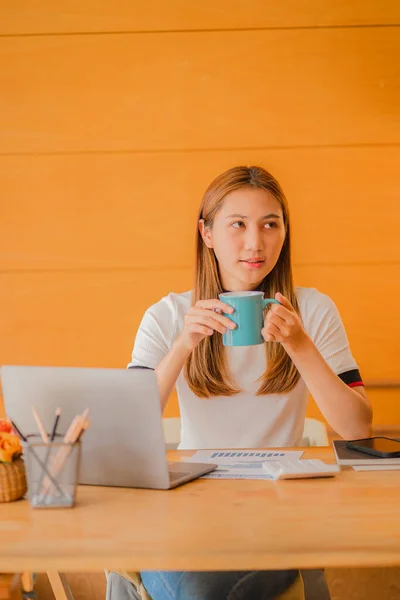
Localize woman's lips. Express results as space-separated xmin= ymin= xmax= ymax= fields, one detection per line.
xmin=240 ymin=259 xmax=265 ymax=269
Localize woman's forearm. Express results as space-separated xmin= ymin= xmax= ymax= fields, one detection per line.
xmin=283 ymin=335 xmax=373 ymax=439
xmin=155 ymin=338 xmax=191 ymax=412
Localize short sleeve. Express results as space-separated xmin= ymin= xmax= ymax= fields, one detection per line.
xmin=303 ymin=290 xmax=359 ymax=376
xmin=127 ymin=297 xmax=177 ymax=369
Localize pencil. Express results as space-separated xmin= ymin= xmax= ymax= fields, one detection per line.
xmin=63 ymin=408 xmax=89 ymax=444
xmin=76 ymin=420 xmax=90 ymax=442
xmin=32 ymin=407 xmax=49 ymax=444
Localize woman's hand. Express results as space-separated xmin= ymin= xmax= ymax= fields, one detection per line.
xmin=177 ymin=299 xmax=236 ymax=351
xmin=262 ymin=292 xmax=308 ymax=350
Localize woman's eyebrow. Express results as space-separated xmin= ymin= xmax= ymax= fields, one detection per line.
xmin=225 ymin=213 xmax=282 ymax=219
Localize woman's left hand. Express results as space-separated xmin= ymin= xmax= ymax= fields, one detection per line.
xmin=261 ymin=292 xmax=308 ymax=349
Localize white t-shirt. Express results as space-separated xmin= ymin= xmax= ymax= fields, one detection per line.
xmin=128 ymin=287 xmax=359 ymax=449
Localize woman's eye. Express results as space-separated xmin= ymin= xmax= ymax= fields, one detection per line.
xmin=231 ymin=221 xmax=245 ymax=228
xmin=231 ymin=221 xmax=278 ymax=229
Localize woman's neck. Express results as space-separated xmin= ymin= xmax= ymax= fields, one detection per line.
xmin=222 ymin=283 xmax=263 ymax=293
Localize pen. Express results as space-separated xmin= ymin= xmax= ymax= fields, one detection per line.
xmin=50 ymin=407 xmax=61 ymax=441
xmin=11 ymin=420 xmax=28 ymax=442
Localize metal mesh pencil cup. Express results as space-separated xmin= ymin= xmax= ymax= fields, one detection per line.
xmin=22 ymin=435 xmax=81 ymax=508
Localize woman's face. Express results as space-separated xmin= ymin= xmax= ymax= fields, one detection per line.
xmin=200 ymin=186 xmax=286 ymax=292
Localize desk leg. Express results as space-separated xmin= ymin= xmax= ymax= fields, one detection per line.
xmin=46 ymin=572 xmax=74 ymax=600
xmin=20 ymin=573 xmax=35 ymax=599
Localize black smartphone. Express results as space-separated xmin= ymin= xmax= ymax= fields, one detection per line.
xmin=346 ymin=436 xmax=400 ymax=458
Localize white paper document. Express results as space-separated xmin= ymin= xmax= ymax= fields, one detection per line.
xmin=187 ymin=449 xmax=304 ymax=479
xmin=352 ymin=465 xmax=400 ymax=471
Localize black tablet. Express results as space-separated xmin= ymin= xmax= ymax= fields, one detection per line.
xmin=346 ymin=436 xmax=400 ymax=458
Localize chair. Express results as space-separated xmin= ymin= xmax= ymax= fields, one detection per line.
xmin=301 ymin=418 xmax=329 ymax=447
xmin=107 ymin=417 xmax=331 ymax=600
xmin=107 ymin=570 xmax=305 ymax=600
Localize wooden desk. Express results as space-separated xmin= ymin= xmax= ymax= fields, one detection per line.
xmin=0 ymin=447 xmax=399 ymax=596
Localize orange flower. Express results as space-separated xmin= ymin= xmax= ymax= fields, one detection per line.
xmin=0 ymin=419 xmax=12 ymax=434
xmin=0 ymin=432 xmax=22 ymax=463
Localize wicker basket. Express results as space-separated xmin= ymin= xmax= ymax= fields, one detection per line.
xmin=0 ymin=457 xmax=27 ymax=502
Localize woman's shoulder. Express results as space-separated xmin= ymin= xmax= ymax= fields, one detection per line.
xmin=145 ymin=289 xmax=192 ymax=320
xmin=295 ymin=285 xmax=333 ymax=305
xmin=136 ymin=290 xmax=192 ymax=345
xmin=295 ymin=286 xmax=339 ymax=320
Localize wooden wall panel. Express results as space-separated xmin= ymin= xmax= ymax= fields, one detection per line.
xmin=1 ymin=1 xmax=399 ymax=35
xmin=0 ymin=269 xmax=193 ymax=369
xmin=1 ymin=146 xmax=399 ymax=270
xmin=295 ymin=264 xmax=400 ymax=381
xmin=1 ymin=28 xmax=399 ymax=153
xmin=365 ymin=390 xmax=400 ymax=426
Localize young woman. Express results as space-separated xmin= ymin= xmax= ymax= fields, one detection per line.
xmin=108 ymin=166 xmax=372 ymax=600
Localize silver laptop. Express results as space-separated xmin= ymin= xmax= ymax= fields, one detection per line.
xmin=1 ymin=366 xmax=216 ymax=489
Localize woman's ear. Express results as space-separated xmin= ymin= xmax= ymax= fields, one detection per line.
xmin=198 ymin=219 xmax=213 ymax=249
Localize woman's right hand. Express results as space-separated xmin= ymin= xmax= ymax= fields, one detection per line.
xmin=177 ymin=299 xmax=237 ymax=351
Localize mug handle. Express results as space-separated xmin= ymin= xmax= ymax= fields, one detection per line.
xmin=262 ymin=298 xmax=280 ymax=309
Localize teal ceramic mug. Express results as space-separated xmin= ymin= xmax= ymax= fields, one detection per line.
xmin=219 ymin=291 xmax=280 ymax=347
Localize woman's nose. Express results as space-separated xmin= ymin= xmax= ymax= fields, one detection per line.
xmin=244 ymin=226 xmax=263 ymax=251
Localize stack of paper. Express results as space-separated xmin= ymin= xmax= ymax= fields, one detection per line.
xmin=186 ymin=449 xmax=304 ymax=479
xmin=333 ymin=440 xmax=400 ymax=469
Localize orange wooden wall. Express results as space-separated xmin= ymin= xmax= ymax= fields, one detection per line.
xmin=1 ymin=1 xmax=399 ymax=424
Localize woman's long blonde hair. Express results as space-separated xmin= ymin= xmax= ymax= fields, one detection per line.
xmin=184 ymin=165 xmax=301 ymax=398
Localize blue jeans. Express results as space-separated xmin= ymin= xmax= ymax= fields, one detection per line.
xmin=140 ymin=569 xmax=299 ymax=600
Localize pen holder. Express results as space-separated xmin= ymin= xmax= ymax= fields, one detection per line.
xmin=22 ymin=435 xmax=81 ymax=508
